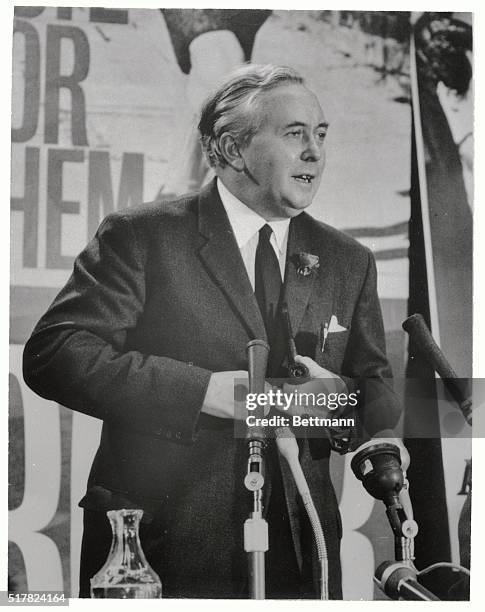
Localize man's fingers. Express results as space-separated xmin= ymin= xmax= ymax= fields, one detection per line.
xmin=294 ymin=355 xmax=333 ymax=378
xmin=294 ymin=354 xmax=322 ymax=375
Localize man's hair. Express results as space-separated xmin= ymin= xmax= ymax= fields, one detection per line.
xmin=198 ymin=63 xmax=304 ymax=168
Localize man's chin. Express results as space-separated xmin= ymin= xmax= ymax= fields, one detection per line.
xmin=286 ymin=195 xmax=314 ymax=213
xmin=261 ymin=193 xmax=314 ymax=219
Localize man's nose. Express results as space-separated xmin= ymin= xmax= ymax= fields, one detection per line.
xmin=301 ymin=136 xmax=323 ymax=162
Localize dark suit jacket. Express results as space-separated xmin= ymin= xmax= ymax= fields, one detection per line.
xmin=23 ymin=179 xmax=400 ymax=597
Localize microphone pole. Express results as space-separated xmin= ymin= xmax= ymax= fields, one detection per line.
xmin=244 ymin=339 xmax=269 ymax=600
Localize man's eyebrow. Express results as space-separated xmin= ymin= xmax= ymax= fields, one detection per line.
xmin=283 ymin=121 xmax=330 ymax=129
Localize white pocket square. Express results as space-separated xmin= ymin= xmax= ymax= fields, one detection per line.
xmin=328 ymin=315 xmax=347 ymax=333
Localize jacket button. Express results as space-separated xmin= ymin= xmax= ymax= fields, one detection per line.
xmin=175 ymin=431 xmax=182 ymax=439
xmin=165 ymin=431 xmax=172 ymax=439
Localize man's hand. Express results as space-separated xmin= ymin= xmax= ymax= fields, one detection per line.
xmin=293 ymin=355 xmax=347 ymax=393
xmin=202 ymin=371 xmax=275 ymax=420
xmin=201 ymin=371 xmax=249 ymax=420
xmin=280 ymin=355 xmax=348 ymax=418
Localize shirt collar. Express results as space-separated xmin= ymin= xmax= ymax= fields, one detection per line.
xmin=217 ymin=178 xmax=290 ymax=254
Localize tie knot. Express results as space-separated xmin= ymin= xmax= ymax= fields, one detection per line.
xmin=259 ymin=224 xmax=273 ymax=243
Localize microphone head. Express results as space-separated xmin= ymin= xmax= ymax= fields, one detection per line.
xmin=246 ymin=339 xmax=270 ymax=351
xmin=375 ymin=561 xmax=416 ymax=599
xmin=402 ymin=314 xmax=470 ymax=418
xmin=246 ymin=339 xmax=269 ymax=396
xmin=351 ymin=442 xmax=403 ymax=504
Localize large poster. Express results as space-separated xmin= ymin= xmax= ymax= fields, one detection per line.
xmin=8 ymin=6 xmax=471 ymax=601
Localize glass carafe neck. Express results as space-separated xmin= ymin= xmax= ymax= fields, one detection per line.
xmin=108 ymin=509 xmax=147 ymax=570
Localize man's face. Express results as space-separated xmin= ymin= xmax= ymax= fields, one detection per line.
xmin=237 ymin=84 xmax=328 ymax=220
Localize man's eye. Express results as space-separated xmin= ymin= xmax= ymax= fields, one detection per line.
xmin=316 ymin=131 xmax=327 ymax=141
xmin=287 ymin=130 xmax=304 ymax=137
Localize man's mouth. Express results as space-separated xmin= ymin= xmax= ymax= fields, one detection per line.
xmin=293 ymin=174 xmax=314 ymax=184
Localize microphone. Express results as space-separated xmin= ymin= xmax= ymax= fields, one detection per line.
xmin=246 ymin=339 xmax=269 ymax=439
xmin=274 ymin=427 xmax=310 ymax=498
xmin=351 ymin=442 xmax=403 ymax=506
xmin=402 ymin=314 xmax=472 ymax=425
xmin=245 ymin=340 xmax=269 ymax=492
xmin=375 ymin=561 xmax=440 ymax=601
xmin=351 ymin=441 xmax=418 ymax=559
xmin=281 ymin=303 xmax=310 ymax=379
xmin=275 ymin=426 xmax=329 ymax=599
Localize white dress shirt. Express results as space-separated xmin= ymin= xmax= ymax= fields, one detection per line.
xmin=217 ymin=178 xmax=290 ymax=289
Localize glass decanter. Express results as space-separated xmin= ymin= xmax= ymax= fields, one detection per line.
xmin=90 ymin=508 xmax=162 ymax=598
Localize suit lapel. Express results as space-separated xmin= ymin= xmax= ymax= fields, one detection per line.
xmin=197 ymin=180 xmax=267 ymax=342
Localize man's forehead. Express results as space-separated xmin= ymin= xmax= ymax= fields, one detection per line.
xmin=257 ymin=83 xmax=326 ymax=126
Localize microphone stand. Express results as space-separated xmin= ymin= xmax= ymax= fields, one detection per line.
xmin=351 ymin=441 xmax=441 ymax=600
xmin=403 ymin=313 xmax=472 ymax=597
xmin=244 ymin=340 xmax=269 ymax=599
xmin=351 ymin=442 xmax=418 ymax=563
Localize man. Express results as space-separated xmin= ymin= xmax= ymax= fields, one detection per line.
xmin=23 ymin=64 xmax=401 ymax=598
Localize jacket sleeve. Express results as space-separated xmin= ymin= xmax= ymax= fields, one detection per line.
xmin=22 ymin=212 xmax=212 ymax=445
xmin=342 ymin=249 xmax=402 ymax=439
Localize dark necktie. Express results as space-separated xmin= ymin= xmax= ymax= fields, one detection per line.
xmin=255 ymin=224 xmax=283 ymax=351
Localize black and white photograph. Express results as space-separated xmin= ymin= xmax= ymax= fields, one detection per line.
xmin=5 ymin=1 xmax=478 ymax=604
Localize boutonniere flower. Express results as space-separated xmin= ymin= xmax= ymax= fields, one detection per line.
xmin=295 ymin=252 xmax=320 ymax=277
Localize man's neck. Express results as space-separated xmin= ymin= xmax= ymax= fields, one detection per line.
xmin=216 ymin=173 xmax=291 ymax=222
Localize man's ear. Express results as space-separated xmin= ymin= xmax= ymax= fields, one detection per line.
xmin=218 ymin=133 xmax=245 ymax=172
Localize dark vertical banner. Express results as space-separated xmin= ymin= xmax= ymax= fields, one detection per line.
xmin=405 ymin=11 xmax=472 ymax=599
xmin=413 ymin=12 xmax=473 ymax=376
